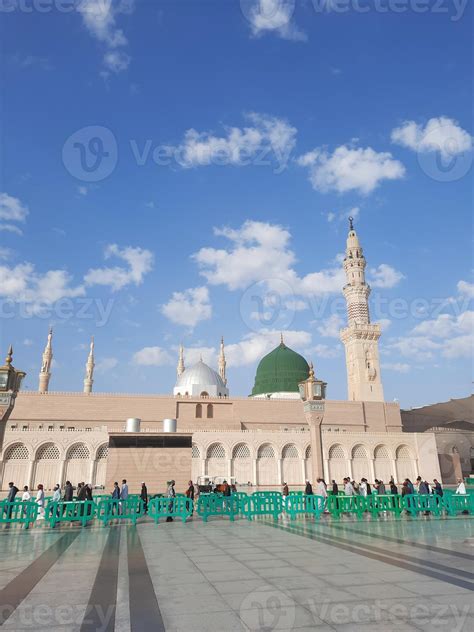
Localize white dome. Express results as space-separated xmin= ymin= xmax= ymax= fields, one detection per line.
xmin=174 ymin=360 xmax=229 ymax=397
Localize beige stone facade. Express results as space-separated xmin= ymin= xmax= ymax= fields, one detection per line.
xmin=0 ymin=390 xmax=441 ymax=492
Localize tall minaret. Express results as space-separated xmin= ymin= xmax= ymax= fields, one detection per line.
xmin=83 ymin=337 xmax=95 ymax=394
xmin=340 ymin=217 xmax=384 ymax=402
xmin=38 ymin=328 xmax=53 ymax=393
xmin=177 ymin=344 xmax=185 ymax=377
xmin=218 ymin=336 xmax=227 ymax=385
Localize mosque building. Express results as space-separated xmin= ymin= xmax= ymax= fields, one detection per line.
xmin=0 ymin=220 xmax=455 ymax=491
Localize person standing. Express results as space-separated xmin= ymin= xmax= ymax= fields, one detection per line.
xmin=36 ymin=484 xmax=45 ymax=520
xmin=389 ymin=480 xmax=398 ymax=495
xmin=185 ymin=480 xmax=194 ymax=501
xmin=344 ymin=478 xmax=354 ymax=496
xmin=112 ymin=481 xmax=121 ymax=499
xmin=5 ymin=482 xmax=19 ymax=519
xmin=21 ymin=486 xmax=31 ymax=502
xmin=433 ymin=479 xmax=443 ymax=497
xmin=455 ymin=478 xmax=466 ymax=495
xmin=305 ymin=480 xmax=313 ymax=495
xmin=141 ymin=482 xmax=148 ymax=512
xmin=166 ymin=480 xmax=176 ymax=522
xmin=418 ymin=478 xmax=430 ymax=495
xmin=332 ymin=480 xmax=339 ymax=495
xmin=121 ymin=479 xmax=129 ymax=500
xmin=64 ymin=481 xmax=73 ymax=502
xmin=315 ymin=478 xmax=327 ymax=498
xmin=77 ymin=482 xmax=87 ymax=501
xmin=52 ymin=484 xmax=61 ymax=502
xmin=359 ymin=479 xmax=368 ymax=497
xmin=282 ymin=482 xmax=289 ymax=497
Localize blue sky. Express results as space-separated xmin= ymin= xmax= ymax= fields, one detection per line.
xmin=0 ymin=0 xmax=472 ymax=408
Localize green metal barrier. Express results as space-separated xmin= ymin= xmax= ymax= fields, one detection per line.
xmin=0 ymin=500 xmax=38 ymax=528
xmin=45 ymin=500 xmax=95 ymax=527
xmin=240 ymin=494 xmax=283 ymax=521
xmin=285 ymin=494 xmax=325 ymax=520
xmin=148 ymin=497 xmax=193 ymax=524
xmin=442 ymin=493 xmax=473 ymax=516
xmin=96 ymin=497 xmax=144 ymax=525
xmin=232 ymin=491 xmax=248 ymax=502
xmin=196 ymin=494 xmax=239 ymax=522
xmin=402 ymin=494 xmax=443 ymax=517
xmin=252 ymin=491 xmax=283 ymax=499
xmin=366 ymin=494 xmax=403 ymax=519
xmin=327 ymin=494 xmax=366 ymax=519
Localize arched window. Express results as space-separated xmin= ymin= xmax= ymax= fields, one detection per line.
xmin=282 ymin=444 xmax=299 ymax=459
xmin=257 ymin=444 xmax=275 ymax=459
xmin=207 ymin=403 xmax=213 ymax=419
xmin=233 ymin=444 xmax=250 ymax=459
xmin=200 ymin=391 xmax=209 ymax=398
xmin=374 ymin=445 xmax=390 ymax=459
xmin=305 ymin=445 xmax=311 ymax=459
xmin=192 ymin=444 xmax=201 ymax=458
xmin=352 ymin=445 xmax=368 ymax=459
xmin=207 ymin=443 xmax=225 ymax=459
xmin=4 ymin=443 xmax=29 ymax=460
xmin=396 ymin=445 xmax=411 ymax=459
xmin=329 ymin=444 xmax=345 ymax=459
xmin=97 ymin=445 xmax=108 ymax=460
xmin=67 ymin=443 xmax=90 ymax=460
xmin=196 ymin=403 xmax=202 ymax=418
xmin=36 ymin=443 xmax=60 ymax=460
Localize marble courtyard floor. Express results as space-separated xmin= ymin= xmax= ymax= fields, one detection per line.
xmin=0 ymin=516 xmax=472 ymax=631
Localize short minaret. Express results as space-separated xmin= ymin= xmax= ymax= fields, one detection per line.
xmin=218 ymin=336 xmax=227 ymax=385
xmin=38 ymin=328 xmax=53 ymax=393
xmin=340 ymin=217 xmax=384 ymax=402
xmin=177 ymin=344 xmax=185 ymax=377
xmin=83 ymin=337 xmax=95 ymax=394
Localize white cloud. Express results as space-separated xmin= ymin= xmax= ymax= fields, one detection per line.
xmin=165 ymin=113 xmax=296 ymax=172
xmin=369 ymin=264 xmax=405 ymax=289
xmin=0 ymin=192 xmax=29 ymax=234
xmin=77 ymin=0 xmax=134 ymax=75
xmin=77 ymin=186 xmax=88 ymax=196
xmin=161 ymin=286 xmax=212 ymax=328
xmin=246 ymin=0 xmax=306 ymax=41
xmin=133 ymin=346 xmax=173 ymax=367
xmin=310 ymin=343 xmax=341 ymax=359
xmin=381 ymin=362 xmax=410 ymax=373
xmin=391 ymin=116 xmax=472 ymax=158
xmin=194 ymin=219 xmax=345 ymax=297
xmin=225 ymin=329 xmax=311 ymax=367
xmin=458 ymin=280 xmax=474 ymax=299
xmin=84 ymin=244 xmax=154 ymax=291
xmin=317 ymin=313 xmax=344 ymax=338
xmin=297 ymin=145 xmax=405 ymax=195
xmin=0 ymin=262 xmax=85 ymax=313
xmin=96 ymin=357 xmax=119 ymax=373
xmin=389 ymin=310 xmax=474 ymax=361
xmin=23 ymin=338 xmax=33 ymax=347
xmin=181 ymin=346 xmax=217 ymax=366
xmin=378 ymin=318 xmax=392 ymax=332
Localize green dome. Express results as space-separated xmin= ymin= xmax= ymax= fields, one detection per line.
xmin=251 ymin=341 xmax=310 ymax=397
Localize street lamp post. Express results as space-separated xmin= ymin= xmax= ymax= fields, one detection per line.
xmin=299 ymin=363 xmax=327 ymax=481
xmin=0 ymin=346 xmax=26 ymax=450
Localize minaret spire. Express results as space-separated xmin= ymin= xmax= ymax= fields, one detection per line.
xmin=340 ymin=219 xmax=384 ymax=402
xmin=38 ymin=328 xmax=53 ymax=393
xmin=218 ymin=336 xmax=227 ymax=385
xmin=177 ymin=344 xmax=185 ymax=377
xmin=83 ymin=337 xmax=95 ymax=394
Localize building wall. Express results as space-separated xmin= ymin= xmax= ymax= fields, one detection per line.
xmin=0 ymin=423 xmax=441 ymax=492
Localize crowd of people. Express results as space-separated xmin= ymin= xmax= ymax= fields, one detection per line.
xmin=281 ymin=476 xmax=467 ymax=498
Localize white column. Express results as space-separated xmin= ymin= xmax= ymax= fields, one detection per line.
xmin=201 ymin=459 xmax=206 ymax=477
xmin=391 ymin=459 xmax=397 ymax=483
xmin=347 ymin=459 xmax=353 ymax=480
xmin=89 ymin=459 xmax=97 ymax=485
xmin=253 ymin=459 xmax=257 ymax=486
xmin=0 ymin=461 xmax=4 ymax=489
xmin=324 ymin=458 xmax=330 ymax=483
xmin=277 ymin=458 xmax=282 ymax=485
xmin=301 ymin=459 xmax=306 ymax=483
xmin=369 ymin=458 xmax=376 ymax=483
xmin=27 ymin=460 xmax=35 ymax=489
xmin=227 ymin=458 xmax=232 ymax=481
xmin=414 ymin=459 xmax=420 ymax=479
xmin=58 ymin=459 xmax=66 ymax=487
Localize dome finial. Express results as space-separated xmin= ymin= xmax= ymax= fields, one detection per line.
xmin=5 ymin=344 xmax=13 ymax=366
xmin=280 ymin=332 xmax=284 ymax=346
xmin=309 ymin=361 xmax=315 ymax=379
xmin=348 ymin=216 xmax=354 ymax=232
